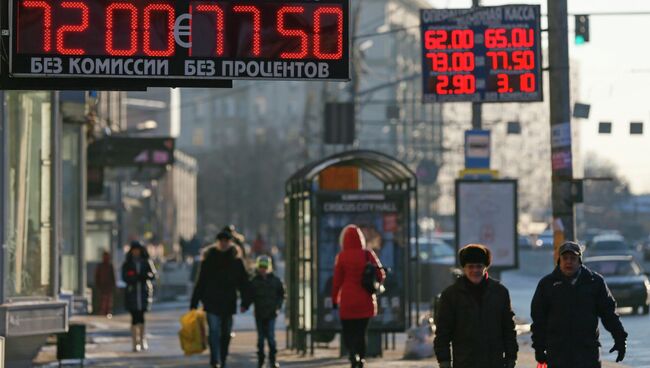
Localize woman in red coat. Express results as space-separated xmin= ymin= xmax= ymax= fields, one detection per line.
xmin=331 ymin=225 xmax=386 ymax=368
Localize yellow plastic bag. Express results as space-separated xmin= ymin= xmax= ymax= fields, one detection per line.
xmin=178 ymin=309 xmax=207 ymax=355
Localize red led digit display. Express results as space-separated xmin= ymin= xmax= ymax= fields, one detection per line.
xmin=56 ymin=2 xmax=89 ymax=55
xmin=277 ymin=6 xmax=308 ymax=59
xmin=22 ymin=1 xmax=52 ymax=52
xmin=192 ymin=4 xmax=225 ymax=56
xmin=10 ymin=0 xmax=350 ymax=83
xmin=424 ymin=29 xmax=474 ymax=50
xmin=105 ymin=3 xmax=138 ymax=56
xmin=16 ymin=0 xmax=345 ymax=59
xmin=421 ymin=6 xmax=542 ymax=103
xmin=142 ymin=4 xmax=175 ymax=57
xmin=485 ymin=28 xmax=535 ymax=48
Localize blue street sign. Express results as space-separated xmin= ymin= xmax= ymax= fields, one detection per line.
xmin=465 ymin=130 xmax=491 ymax=169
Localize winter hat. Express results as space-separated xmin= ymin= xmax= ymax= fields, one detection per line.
xmin=458 ymin=244 xmax=492 ymax=267
xmin=256 ymin=255 xmax=272 ymax=271
xmin=216 ymin=231 xmax=233 ymax=241
xmin=557 ymin=241 xmax=582 ymax=264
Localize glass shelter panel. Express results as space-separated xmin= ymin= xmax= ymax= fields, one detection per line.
xmin=61 ymin=124 xmax=82 ymax=293
xmin=5 ymin=91 xmax=53 ymax=298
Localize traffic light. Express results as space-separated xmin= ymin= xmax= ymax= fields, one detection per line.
xmin=575 ymin=15 xmax=590 ymax=44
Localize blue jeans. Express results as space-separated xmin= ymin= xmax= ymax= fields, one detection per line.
xmin=255 ymin=318 xmax=277 ymax=359
xmin=207 ymin=313 xmax=233 ymax=365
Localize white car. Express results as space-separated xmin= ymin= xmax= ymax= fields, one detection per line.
xmin=585 ymin=234 xmax=635 ymax=257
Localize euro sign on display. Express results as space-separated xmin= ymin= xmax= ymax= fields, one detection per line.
xmin=420 ymin=5 xmax=543 ymax=103
xmin=7 ymin=0 xmax=350 ymax=88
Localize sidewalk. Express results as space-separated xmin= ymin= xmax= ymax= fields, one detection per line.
xmin=33 ymin=301 xmax=628 ymax=368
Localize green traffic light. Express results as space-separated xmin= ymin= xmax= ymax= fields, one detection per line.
xmin=575 ymin=35 xmax=585 ymax=45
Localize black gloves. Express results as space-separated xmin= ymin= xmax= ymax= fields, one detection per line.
xmin=610 ymin=339 xmax=626 ymax=362
xmin=534 ymin=350 xmax=546 ymax=364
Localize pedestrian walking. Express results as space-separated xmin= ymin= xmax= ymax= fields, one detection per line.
xmin=433 ymin=244 xmax=518 ymax=368
xmin=241 ymin=255 xmax=285 ymax=368
xmin=122 ymin=240 xmax=157 ymax=352
xmin=95 ymin=250 xmax=116 ymax=318
xmin=190 ymin=231 xmax=251 ymax=368
xmin=531 ymin=241 xmax=628 ymax=368
xmin=331 ymin=225 xmax=386 ymax=368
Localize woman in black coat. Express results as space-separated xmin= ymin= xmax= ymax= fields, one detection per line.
xmin=122 ymin=240 xmax=157 ymax=352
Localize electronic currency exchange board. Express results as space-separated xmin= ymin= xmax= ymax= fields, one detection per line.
xmin=420 ymin=5 xmax=542 ymax=103
xmin=9 ymin=0 xmax=349 ymax=87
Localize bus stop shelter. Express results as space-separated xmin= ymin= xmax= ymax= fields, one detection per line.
xmin=284 ymin=150 xmax=419 ymax=355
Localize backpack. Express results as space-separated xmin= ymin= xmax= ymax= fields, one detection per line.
xmin=362 ymin=250 xmax=385 ymax=295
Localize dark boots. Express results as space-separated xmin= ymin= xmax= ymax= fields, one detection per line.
xmin=258 ymin=353 xmax=280 ymax=368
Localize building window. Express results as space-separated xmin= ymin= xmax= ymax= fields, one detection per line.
xmin=5 ymin=91 xmax=53 ymax=298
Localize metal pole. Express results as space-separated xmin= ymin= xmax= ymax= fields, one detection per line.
xmin=547 ymin=0 xmax=576 ymax=243
xmin=471 ymin=0 xmax=481 ymax=130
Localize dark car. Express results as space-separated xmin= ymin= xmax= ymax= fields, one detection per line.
xmin=584 ymin=255 xmax=650 ymax=314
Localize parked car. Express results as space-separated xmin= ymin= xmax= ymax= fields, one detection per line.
xmin=418 ymin=238 xmax=455 ymax=303
xmin=585 ymin=234 xmax=635 ymax=257
xmin=584 ymin=255 xmax=650 ymax=314
xmin=534 ymin=230 xmax=554 ymax=249
xmin=518 ymin=234 xmax=533 ymax=249
xmin=431 ymin=232 xmax=455 ymax=249
xmin=418 ymin=238 xmax=455 ymax=265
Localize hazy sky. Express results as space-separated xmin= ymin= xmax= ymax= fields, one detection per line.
xmin=428 ymin=0 xmax=650 ymax=194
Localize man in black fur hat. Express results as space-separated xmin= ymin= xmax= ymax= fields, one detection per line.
xmin=433 ymin=244 xmax=518 ymax=368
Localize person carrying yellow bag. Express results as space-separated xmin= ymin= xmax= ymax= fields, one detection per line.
xmin=179 ymin=308 xmax=208 ymax=355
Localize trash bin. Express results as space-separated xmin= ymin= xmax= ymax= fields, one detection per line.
xmin=57 ymin=323 xmax=86 ymax=365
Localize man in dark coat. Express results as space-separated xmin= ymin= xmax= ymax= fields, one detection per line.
xmin=190 ymin=231 xmax=250 ymax=368
xmin=531 ymin=241 xmax=628 ymax=368
xmin=434 ymin=244 xmax=518 ymax=368
xmin=242 ymin=255 xmax=285 ymax=368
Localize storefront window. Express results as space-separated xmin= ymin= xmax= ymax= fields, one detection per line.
xmin=5 ymin=91 xmax=53 ymax=298
xmin=85 ymin=223 xmax=112 ymax=263
xmin=61 ymin=124 xmax=81 ymax=293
